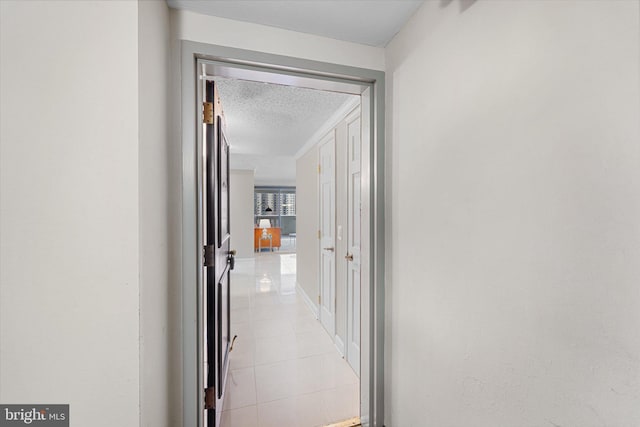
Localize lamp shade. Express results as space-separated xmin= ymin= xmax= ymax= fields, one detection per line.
xmin=259 ymin=219 xmax=271 ymax=229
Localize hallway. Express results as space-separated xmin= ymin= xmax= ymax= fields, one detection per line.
xmin=222 ymin=253 xmax=359 ymax=427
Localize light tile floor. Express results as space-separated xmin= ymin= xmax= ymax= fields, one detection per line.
xmin=222 ymin=253 xmax=359 ymax=427
xmin=255 ymin=235 xmax=296 ymax=254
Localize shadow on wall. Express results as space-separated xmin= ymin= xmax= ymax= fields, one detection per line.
xmin=440 ymin=0 xmax=477 ymax=13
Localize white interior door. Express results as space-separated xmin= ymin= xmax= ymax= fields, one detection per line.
xmin=346 ymin=111 xmax=361 ymax=375
xmin=319 ymin=133 xmax=336 ymax=336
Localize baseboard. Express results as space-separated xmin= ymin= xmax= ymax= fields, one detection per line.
xmin=334 ymin=335 xmax=345 ymax=357
xmin=296 ymin=282 xmax=319 ymax=319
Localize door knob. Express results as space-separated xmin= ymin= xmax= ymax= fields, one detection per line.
xmin=345 ymin=253 xmax=353 ymax=261
xmin=227 ymin=249 xmax=236 ymax=270
xmin=323 ymin=247 xmax=335 ymax=252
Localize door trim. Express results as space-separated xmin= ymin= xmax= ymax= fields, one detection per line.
xmin=180 ymin=41 xmax=385 ymax=427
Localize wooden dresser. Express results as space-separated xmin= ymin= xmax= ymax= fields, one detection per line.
xmin=254 ymin=227 xmax=281 ymax=251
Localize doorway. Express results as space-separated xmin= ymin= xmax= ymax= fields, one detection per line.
xmin=216 ymin=75 xmax=358 ymax=426
xmin=181 ymin=41 xmax=385 ymax=427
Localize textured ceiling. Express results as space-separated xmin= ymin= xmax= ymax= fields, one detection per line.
xmin=170 ymin=0 xmax=405 ymax=184
xmin=167 ymin=0 xmax=424 ymax=47
xmin=216 ymin=79 xmax=357 ymax=184
xmin=217 ymin=79 xmax=354 ymax=156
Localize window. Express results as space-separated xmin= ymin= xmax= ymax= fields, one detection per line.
xmin=254 ymin=186 xmax=296 ymax=235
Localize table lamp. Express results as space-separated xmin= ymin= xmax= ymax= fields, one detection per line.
xmin=259 ymin=219 xmax=271 ymax=238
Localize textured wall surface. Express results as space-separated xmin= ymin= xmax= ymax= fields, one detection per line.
xmin=230 ymin=170 xmax=256 ymax=258
xmin=0 ymin=1 xmax=140 ymax=425
xmin=139 ymin=1 xmax=181 ymax=426
xmin=296 ymin=148 xmax=320 ymax=310
xmin=173 ymin=9 xmax=385 ymax=71
xmin=385 ymin=1 xmax=640 ymax=426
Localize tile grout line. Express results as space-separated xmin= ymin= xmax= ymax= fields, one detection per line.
xmin=227 ymin=253 xmax=358 ymax=426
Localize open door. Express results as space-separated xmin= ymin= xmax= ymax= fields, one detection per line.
xmin=202 ymin=80 xmax=234 ymax=427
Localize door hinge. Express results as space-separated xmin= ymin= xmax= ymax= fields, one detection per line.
xmin=318 ymin=295 xmax=321 ymax=304
xmin=203 ymin=102 xmax=214 ymax=124
xmin=204 ymin=245 xmax=215 ymax=267
xmin=204 ymin=387 xmax=216 ymax=410
xmin=317 ymin=230 xmax=321 ymax=239
xmin=318 ymin=164 xmax=321 ymax=174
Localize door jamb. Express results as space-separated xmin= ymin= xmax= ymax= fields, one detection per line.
xmin=180 ymin=41 xmax=385 ymax=427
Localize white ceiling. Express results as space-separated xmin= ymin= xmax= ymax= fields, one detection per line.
xmin=216 ymin=78 xmax=357 ymax=185
xmin=216 ymin=79 xmax=355 ymax=157
xmin=170 ymin=0 xmax=423 ymax=185
xmin=166 ymin=0 xmax=424 ymax=47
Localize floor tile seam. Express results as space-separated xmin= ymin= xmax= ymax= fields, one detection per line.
xmin=254 ymin=381 xmax=349 ymax=403
xmin=251 ymin=351 xmax=335 ymax=367
xmin=252 ymin=334 xmax=297 ymax=342
xmin=252 ymin=356 xmax=299 ymax=367
xmin=294 ymin=331 xmax=332 ymax=338
xmin=254 ymin=387 xmax=340 ymax=406
xmin=252 ymin=353 xmax=329 ymax=370
xmin=253 ymin=339 xmax=337 ymax=352
xmin=252 ymin=364 xmax=259 ymax=416
xmin=253 ymin=340 xmax=336 ymax=359
xmin=228 ymin=364 xmax=257 ymax=375
xmin=224 ymin=401 xmax=257 ymax=412
xmin=220 ymin=404 xmax=257 ymax=415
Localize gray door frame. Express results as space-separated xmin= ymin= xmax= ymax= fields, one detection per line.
xmin=180 ymin=40 xmax=385 ymax=427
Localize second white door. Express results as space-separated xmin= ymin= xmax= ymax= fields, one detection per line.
xmin=346 ymin=110 xmax=361 ymax=375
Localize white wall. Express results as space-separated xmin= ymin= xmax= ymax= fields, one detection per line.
xmin=230 ymin=169 xmax=255 ymax=258
xmin=385 ymin=1 xmax=640 ymax=426
xmin=172 ymin=9 xmax=385 ymax=71
xmin=139 ymin=1 xmax=181 ymax=427
xmin=296 ymin=149 xmax=320 ymax=311
xmin=0 ymin=1 xmax=140 ymax=426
